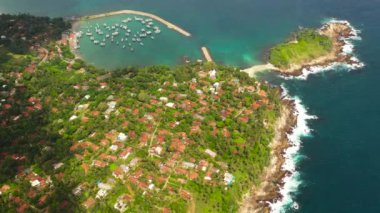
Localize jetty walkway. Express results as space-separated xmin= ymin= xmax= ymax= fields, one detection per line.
xmin=201 ymin=47 xmax=213 ymax=62
xmin=82 ymin=10 xmax=191 ymax=37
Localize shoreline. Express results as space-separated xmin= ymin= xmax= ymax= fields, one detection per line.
xmin=242 ymin=20 xmax=363 ymax=77
xmin=239 ymin=97 xmax=297 ymax=213
xmin=80 ymin=10 xmax=191 ymax=37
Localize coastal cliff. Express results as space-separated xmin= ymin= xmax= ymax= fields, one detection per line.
xmin=239 ymin=100 xmax=297 ymax=213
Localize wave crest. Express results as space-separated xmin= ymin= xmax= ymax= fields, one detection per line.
xmin=268 ymin=85 xmax=317 ymax=213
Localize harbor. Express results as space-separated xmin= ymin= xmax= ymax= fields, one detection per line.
xmin=74 ymin=15 xmax=166 ymax=52
xmin=81 ymin=10 xmax=191 ymax=37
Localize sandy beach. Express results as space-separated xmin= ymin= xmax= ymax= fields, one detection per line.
xmin=239 ymin=99 xmax=297 ymax=213
xmin=241 ymin=63 xmax=278 ymax=77
xmin=81 ymin=10 xmax=191 ymax=37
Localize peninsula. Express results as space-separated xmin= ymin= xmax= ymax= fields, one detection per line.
xmin=0 ymin=14 xmax=290 ymax=213
xmin=242 ymin=21 xmax=361 ymax=76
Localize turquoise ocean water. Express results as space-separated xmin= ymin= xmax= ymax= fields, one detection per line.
xmin=1 ymin=0 xmax=380 ymax=212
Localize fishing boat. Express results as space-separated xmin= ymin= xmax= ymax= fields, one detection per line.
xmin=100 ymin=43 xmax=106 ymax=47
xmin=140 ymin=42 xmax=144 ymax=46
xmin=90 ymin=36 xmax=95 ymax=41
xmin=151 ymin=36 xmax=155 ymax=40
xmin=94 ymin=40 xmax=99 ymax=45
xmin=86 ymin=32 xmax=93 ymax=36
xmin=130 ymin=48 xmax=134 ymax=52
xmin=123 ymin=45 xmax=126 ymax=49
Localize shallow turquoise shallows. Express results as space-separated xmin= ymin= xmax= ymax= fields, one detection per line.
xmin=1 ymin=0 xmax=380 ymax=212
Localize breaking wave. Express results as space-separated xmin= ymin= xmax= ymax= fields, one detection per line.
xmin=268 ymin=85 xmax=317 ymax=213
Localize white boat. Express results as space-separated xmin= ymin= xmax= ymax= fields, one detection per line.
xmin=86 ymin=32 xmax=93 ymax=36
xmin=123 ymin=45 xmax=126 ymax=49
xmin=140 ymin=42 xmax=144 ymax=46
xmin=100 ymin=43 xmax=106 ymax=47
xmin=130 ymin=48 xmax=134 ymax=52
xmin=94 ymin=40 xmax=99 ymax=44
xmin=112 ymin=31 xmax=119 ymax=36
xmin=106 ymin=34 xmax=110 ymax=38
xmin=151 ymin=36 xmax=155 ymax=39
xmin=90 ymin=36 xmax=95 ymax=40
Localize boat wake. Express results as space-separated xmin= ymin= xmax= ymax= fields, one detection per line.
xmin=268 ymin=85 xmax=317 ymax=213
xmin=283 ymin=19 xmax=364 ymax=80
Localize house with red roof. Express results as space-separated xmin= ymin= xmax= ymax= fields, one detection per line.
xmin=83 ymin=197 xmax=95 ymax=209
xmin=92 ymin=160 xmax=108 ymax=168
xmin=119 ymin=147 xmax=133 ymax=160
xmin=112 ymin=167 xmax=124 ymax=180
xmin=179 ymin=190 xmax=192 ymax=200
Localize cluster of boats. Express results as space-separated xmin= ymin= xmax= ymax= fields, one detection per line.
xmin=76 ymin=16 xmax=162 ymax=52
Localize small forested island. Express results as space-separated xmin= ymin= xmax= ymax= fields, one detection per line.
xmin=243 ymin=21 xmax=361 ymax=76
xmin=0 ymin=14 xmax=294 ymax=212
xmin=269 ymin=21 xmax=363 ymax=75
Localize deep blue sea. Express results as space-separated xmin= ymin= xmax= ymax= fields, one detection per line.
xmin=1 ymin=0 xmax=379 ymax=212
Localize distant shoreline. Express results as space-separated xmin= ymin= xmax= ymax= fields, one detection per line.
xmin=80 ymin=10 xmax=191 ymax=37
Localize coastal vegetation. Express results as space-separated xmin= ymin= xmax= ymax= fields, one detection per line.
xmin=0 ymin=14 xmax=70 ymax=54
xmin=269 ymin=28 xmax=333 ymax=69
xmin=0 ymin=14 xmax=283 ymax=212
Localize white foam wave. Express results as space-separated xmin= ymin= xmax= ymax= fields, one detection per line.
xmin=269 ymin=85 xmax=317 ymax=213
xmin=282 ymin=19 xmax=364 ymax=80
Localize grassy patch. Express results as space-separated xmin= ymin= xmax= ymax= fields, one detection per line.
xmin=269 ymin=29 xmax=333 ymax=69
